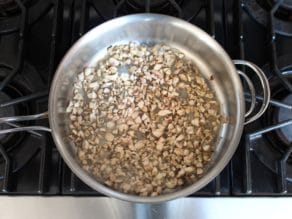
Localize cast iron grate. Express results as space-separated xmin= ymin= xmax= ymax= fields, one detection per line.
xmin=231 ymin=0 xmax=292 ymax=195
xmin=0 ymin=0 xmax=62 ymax=194
xmin=0 ymin=0 xmax=291 ymax=197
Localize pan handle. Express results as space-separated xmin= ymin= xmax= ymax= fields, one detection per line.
xmin=0 ymin=111 xmax=51 ymax=135
xmin=0 ymin=61 xmax=270 ymax=133
xmin=233 ymin=60 xmax=271 ymax=125
xmin=0 ymin=112 xmax=49 ymax=123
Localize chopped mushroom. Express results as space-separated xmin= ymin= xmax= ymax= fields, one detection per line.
xmin=67 ymin=43 xmax=221 ymax=197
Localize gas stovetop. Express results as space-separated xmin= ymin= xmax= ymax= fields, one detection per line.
xmin=0 ymin=0 xmax=291 ymax=196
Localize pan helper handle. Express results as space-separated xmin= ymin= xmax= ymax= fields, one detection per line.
xmin=0 ymin=111 xmax=51 ymax=135
xmin=233 ymin=60 xmax=271 ymax=125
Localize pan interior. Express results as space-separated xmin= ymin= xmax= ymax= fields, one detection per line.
xmin=84 ymin=40 xmax=229 ymax=161
xmin=49 ymin=14 xmax=243 ymax=202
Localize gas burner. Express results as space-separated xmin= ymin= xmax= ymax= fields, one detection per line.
xmin=0 ymin=0 xmax=51 ymax=34
xmin=250 ymin=55 xmax=292 ymax=181
xmin=0 ymin=62 xmax=46 ymax=178
xmin=243 ymin=0 xmax=292 ymax=36
xmin=263 ymin=71 xmax=292 ymax=155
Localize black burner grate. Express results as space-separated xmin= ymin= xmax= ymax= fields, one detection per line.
xmin=0 ymin=0 xmax=291 ymax=197
xmin=244 ymin=0 xmax=292 ymax=37
xmin=231 ymin=0 xmax=292 ymax=195
xmin=0 ymin=0 xmax=61 ymax=194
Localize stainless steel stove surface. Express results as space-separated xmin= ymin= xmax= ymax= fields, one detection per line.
xmin=0 ymin=0 xmax=291 ymax=198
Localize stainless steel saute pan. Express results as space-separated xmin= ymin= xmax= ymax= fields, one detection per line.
xmin=0 ymin=14 xmax=270 ymax=203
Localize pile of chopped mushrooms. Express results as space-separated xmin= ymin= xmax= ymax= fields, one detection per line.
xmin=66 ymin=43 xmax=221 ymax=196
